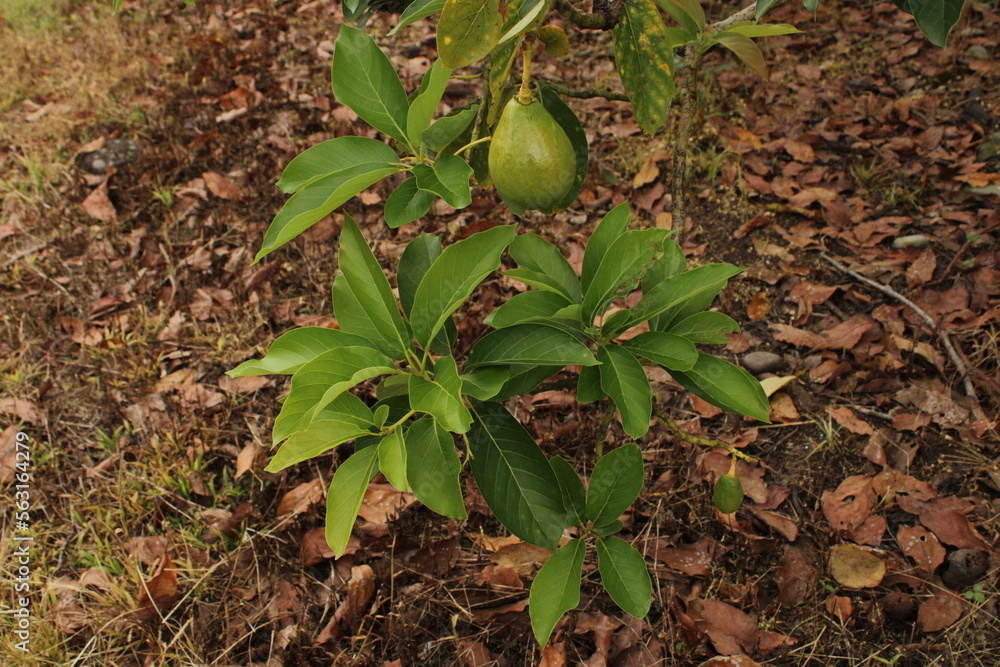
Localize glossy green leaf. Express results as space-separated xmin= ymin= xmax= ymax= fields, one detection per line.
xmin=465 ymin=323 xmax=598 ymax=370
xmin=583 ymin=229 xmax=670 ymax=323
xmin=804 ymin=0 xmax=819 ymax=12
xmin=550 ymin=456 xmax=586 ymax=526
xmin=277 ymin=136 xmax=400 ymax=194
xmin=256 ymin=164 xmax=400 ymax=262
xmin=339 ymin=214 xmax=412 ymax=358
xmin=670 ymin=353 xmax=771 ymax=422
xmin=487 ymin=38 xmax=522 ymax=126
xmin=725 ymin=21 xmax=803 ymax=38
xmin=655 ymin=0 xmax=705 ymax=33
xmin=509 ymin=233 xmax=582 ymax=303
xmin=412 ymin=154 xmax=473 ymax=208
xmin=331 ymin=26 xmax=410 ymax=146
xmin=539 ymin=86 xmax=590 ymax=213
xmin=460 ymin=367 xmax=510 ymax=400
xmin=576 ymin=364 xmax=606 ymax=403
xmin=266 ymin=392 xmax=374 ymax=472
xmin=581 ymin=203 xmax=631 ymax=295
xmin=397 ymin=233 xmax=442 ymax=315
xmin=643 ymin=238 xmax=687 ymax=294
xmin=228 ymin=327 xmax=370 ymax=377
xmin=326 ymin=445 xmax=379 ymax=557
xmin=408 ymin=355 xmax=473 ymax=433
xmin=385 ymin=176 xmax=435 ymax=228
xmin=484 ymin=290 xmax=573 ymax=329
xmin=437 ymin=0 xmax=502 ymax=68
xmin=411 ymin=225 xmax=517 ymax=347
xmin=468 ymin=402 xmax=564 ymax=548
xmin=390 ymin=0 xmax=446 ymax=34
xmin=498 ymin=0 xmax=546 ymax=44
xmin=405 ymin=417 xmax=467 ymax=518
xmin=423 ymin=105 xmax=479 ymax=152
xmin=596 ymin=536 xmax=652 ymax=618
xmin=755 ymin=0 xmax=782 ymax=19
xmin=529 ymin=538 xmax=585 ymax=645
xmin=594 ymin=519 xmax=624 ymax=537
xmin=668 ymin=312 xmax=740 ymax=344
xmin=891 ymin=0 xmax=964 ymax=47
xmin=407 ymin=60 xmax=452 ymax=148
xmin=597 ymin=346 xmax=652 ymax=439
xmin=332 ymin=274 xmax=393 ymax=354
xmin=377 ymin=429 xmax=408 ymax=491
xmin=586 ymin=443 xmax=644 ymax=525
xmin=613 ymin=0 xmax=675 ymax=134
xmin=494 ymin=364 xmax=562 ymax=400
xmin=634 ymin=264 xmax=743 ymax=331
xmin=713 ymin=31 xmax=768 ymax=79
xmin=621 ymin=331 xmax=698 ymax=371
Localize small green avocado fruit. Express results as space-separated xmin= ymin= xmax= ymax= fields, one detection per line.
xmin=488 ymin=95 xmax=576 ymax=215
xmin=713 ymin=472 xmax=744 ymax=514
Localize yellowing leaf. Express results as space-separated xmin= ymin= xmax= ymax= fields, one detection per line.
xmin=828 ymin=543 xmax=885 ymax=589
xmin=758 ymin=375 xmax=796 ymax=397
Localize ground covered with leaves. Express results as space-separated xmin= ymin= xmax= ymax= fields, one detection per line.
xmin=1 ymin=0 xmax=998 ymax=665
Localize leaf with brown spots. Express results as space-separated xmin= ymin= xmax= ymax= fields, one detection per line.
xmin=897 ymin=525 xmax=946 ymax=573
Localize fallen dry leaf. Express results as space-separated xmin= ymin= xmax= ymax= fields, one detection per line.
xmin=917 ymin=593 xmax=967 ymax=632
xmin=821 ymin=475 xmax=876 ymax=533
xmin=749 ymin=509 xmax=798 ymax=542
xmin=277 ymin=479 xmax=324 ymax=517
xmin=700 ymin=657 xmax=762 ymax=667
xmin=357 ymin=483 xmax=416 ymax=524
xmin=491 ymin=541 xmax=553 ymax=576
xmin=828 ymin=544 xmax=885 ymax=589
xmin=82 ymin=181 xmax=116 ymax=220
xmin=897 ymin=525 xmax=946 ymax=573
xmin=539 ymin=642 xmax=567 ymax=667
xmin=316 ymin=564 xmax=375 ymax=643
xmin=127 ymin=536 xmax=170 ymax=566
xmin=459 ymin=640 xmax=496 ymax=666
xmin=202 ymin=171 xmax=243 ymax=199
xmin=648 ymin=538 xmax=714 ymax=577
xmin=758 ymin=376 xmax=796 ymax=397
xmin=919 ymin=509 xmax=992 ymax=552
xmin=234 ymin=441 xmax=263 ymax=479
xmin=481 ymin=564 xmax=523 ymax=590
xmin=0 ymin=398 xmax=42 ymax=424
xmin=747 ymin=291 xmax=770 ymax=320
xmin=827 ymin=406 xmax=874 ymax=435
xmin=0 ymin=426 xmax=20 ymax=486
xmin=688 ymin=599 xmax=758 ymax=656
xmin=826 ymin=595 xmax=853 ymax=622
xmin=133 ymin=554 xmax=181 ymax=623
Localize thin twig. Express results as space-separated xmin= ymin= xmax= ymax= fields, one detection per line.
xmin=671 ymin=44 xmax=703 ymax=240
xmin=821 ymin=253 xmax=981 ymax=408
xmin=653 ymin=405 xmax=759 ymax=463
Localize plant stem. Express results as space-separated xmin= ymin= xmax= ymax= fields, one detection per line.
xmin=595 ymin=407 xmax=615 ymax=458
xmin=519 ymin=43 xmax=533 ymax=104
xmin=384 ymin=410 xmax=416 ymax=435
xmin=670 ymin=44 xmax=704 ymax=240
xmin=653 ymin=405 xmax=759 ymax=463
xmin=452 ymin=135 xmax=492 ymax=156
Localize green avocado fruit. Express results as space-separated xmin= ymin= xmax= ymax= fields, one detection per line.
xmin=488 ymin=95 xmax=576 ymax=215
xmin=713 ymin=471 xmax=744 ymax=514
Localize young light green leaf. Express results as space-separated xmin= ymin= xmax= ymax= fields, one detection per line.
xmin=498 ymin=0 xmax=547 ymax=44
xmin=725 ymin=22 xmax=803 ymax=38
xmin=464 ymin=323 xmax=598 ymax=370
xmin=378 ymin=429 xmax=408 ymax=491
xmin=550 ymin=456 xmax=586 ymax=526
xmin=586 ymin=443 xmax=644 ymax=525
xmin=397 ymin=233 xmax=442 ymax=315
xmin=468 ymin=402 xmax=565 ymax=548
xmin=228 ymin=327 xmax=370 ymax=377
xmin=408 ymin=355 xmax=473 ymax=433
xmin=529 ymin=538 xmax=585 ymax=646
xmin=277 ymin=136 xmax=400 ymax=194
xmin=634 ymin=264 xmax=743 ymax=331
xmin=597 ymin=346 xmax=652 ymax=439
xmin=437 ymin=0 xmax=502 ymax=68
xmin=583 ymin=229 xmax=670 ymax=323
xmin=613 ymin=0 xmax=676 ymax=134
xmin=713 ymin=31 xmax=768 ymax=79
xmin=487 ymin=35 xmax=523 ymax=125
xmin=339 ymin=214 xmax=412 ymax=358
xmin=670 ymin=353 xmax=771 ymax=422
xmin=621 ymin=331 xmax=698 ymax=371
xmin=423 ymin=105 xmax=479 ymax=152
xmin=332 ymin=274 xmax=392 ymax=353
xmin=509 ymin=233 xmax=583 ymax=303
xmin=891 ymin=0 xmax=964 ymax=47
xmin=668 ymin=312 xmax=740 ymax=344
xmin=390 ymin=0 xmax=446 ymax=35
xmin=755 ymin=0 xmax=782 ymax=19
xmin=596 ymin=536 xmax=652 ymax=618
xmin=655 ymin=0 xmax=705 ymax=33
xmin=484 ymin=290 xmax=574 ymax=329
xmin=407 ymin=60 xmax=453 ymax=148
xmin=412 ymin=154 xmax=473 ymax=208
xmin=385 ymin=176 xmax=435 ymax=228
xmin=582 ymin=203 xmax=631 ymax=295
xmin=576 ymin=364 xmax=606 ymax=403
xmin=267 ymin=418 xmax=374 ymax=472
xmin=411 ymin=225 xmax=517 ymax=347
xmin=804 ymin=0 xmax=819 ymax=12
xmin=405 ymin=417 xmax=467 ymax=518
xmin=331 ymin=26 xmax=411 ymax=146
xmin=256 ymin=163 xmax=400 ymax=262
xmin=460 ymin=367 xmax=510 ymax=400
xmin=326 ymin=445 xmax=379 ymax=557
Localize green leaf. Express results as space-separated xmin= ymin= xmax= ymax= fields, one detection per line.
xmin=621 ymin=331 xmax=698 ymax=371
xmin=634 ymin=264 xmax=743 ymax=331
xmin=408 ymin=355 xmax=473 ymax=433
xmin=583 ymin=229 xmax=670 ymax=323
xmin=407 ymin=60 xmax=453 ymax=148
xmin=487 ymin=38 xmax=522 ymax=126
xmin=385 ymin=176 xmax=435 ymax=228
xmin=331 ymin=26 xmax=411 ymax=146
xmin=273 ymin=346 xmax=397 ymax=443
xmin=405 ymin=417 xmax=468 ymax=518
xmin=576 ymin=364 xmax=606 ymax=403
xmin=655 ymin=0 xmax=705 ymax=33
xmin=423 ymin=105 xmax=479 ymax=152
xmin=494 ymin=364 xmax=562 ymax=400
xmin=266 ymin=392 xmax=374 ymax=472
xmin=643 ymin=238 xmax=687 ymax=293
xmin=581 ymin=203 xmax=631 ymax=295
xmin=755 ymin=0 xmax=782 ymax=19
xmin=390 ymin=0 xmax=446 ymax=34
xmin=377 ymin=429 xmax=408 ymax=491
xmin=509 ymin=233 xmax=583 ymax=303
xmin=725 ymin=22 xmax=803 ymax=38
xmin=713 ymin=31 xmax=768 ymax=79
xmin=468 ymin=402 xmax=565 ymax=548
xmin=529 ymin=538 xmax=585 ymax=646
xmin=461 ymin=367 xmax=510 ymax=400
xmin=465 ymin=323 xmax=598 ymax=370
xmin=498 ymin=0 xmax=547 ymax=44
xmin=597 ymin=346 xmax=652 ymax=439
xmin=411 ymin=225 xmax=517 ymax=347
xmin=437 ymin=0 xmax=502 ymax=68
xmin=376 ymin=373 xmax=411 ymax=400
xmin=277 ymin=136 xmax=400 ymax=194
xmin=484 ymin=290 xmax=575 ymax=329
xmin=586 ymin=443 xmax=644 ymax=525
xmin=228 ymin=327 xmax=370 ymax=377
xmin=332 ymin=275 xmax=393 ymax=354
xmin=539 ymin=86 xmax=590 ymax=212
xmin=594 ymin=519 xmax=624 ymax=537
xmin=398 ymin=233 xmax=442 ymax=315
xmin=668 ymin=312 xmax=740 ymax=344
xmin=256 ymin=164 xmax=400 ymax=262
xmin=596 ymin=536 xmax=652 ymax=618
xmin=613 ymin=0 xmax=676 ymax=134
xmin=670 ymin=353 xmax=771 ymax=422
xmin=891 ymin=0 xmax=965 ymax=47
xmin=339 ymin=214 xmax=412 ymax=358
xmin=326 ymin=445 xmax=379 ymax=557
xmin=804 ymin=0 xmax=819 ymax=12
xmin=412 ymin=154 xmax=473 ymax=208
xmin=549 ymin=456 xmax=586 ymax=526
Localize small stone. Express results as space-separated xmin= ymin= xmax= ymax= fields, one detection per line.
xmin=79 ymin=138 xmax=141 ymax=174
xmin=881 ymin=591 xmax=916 ymax=622
xmin=742 ymin=351 xmax=785 ymax=375
xmin=941 ymin=549 xmax=989 ymax=590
